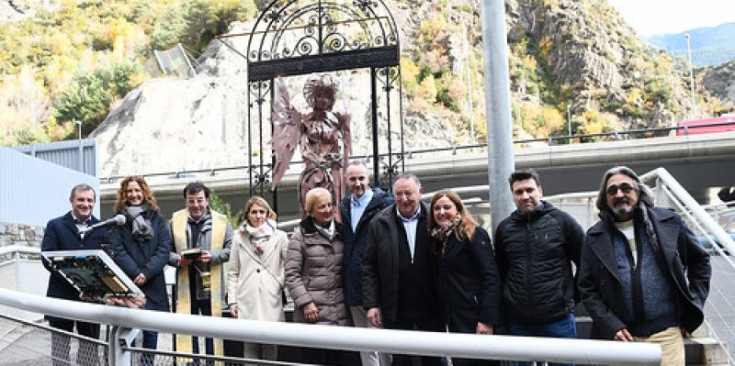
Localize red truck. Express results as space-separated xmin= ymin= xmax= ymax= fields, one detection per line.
xmin=676 ymin=115 xmax=735 ymax=135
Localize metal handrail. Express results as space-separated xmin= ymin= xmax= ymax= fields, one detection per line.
xmin=640 ymin=168 xmax=735 ymax=255
xmin=0 ymin=288 xmax=660 ymax=365
xmin=98 ymin=123 xmax=735 ymax=183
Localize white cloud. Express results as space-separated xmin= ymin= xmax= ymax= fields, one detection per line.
xmin=607 ymin=0 xmax=735 ymax=36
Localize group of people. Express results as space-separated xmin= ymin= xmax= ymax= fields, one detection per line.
xmin=41 ymin=163 xmax=711 ymax=366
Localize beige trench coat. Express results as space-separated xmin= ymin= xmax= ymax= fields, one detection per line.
xmin=226 ymin=226 xmax=289 ymax=321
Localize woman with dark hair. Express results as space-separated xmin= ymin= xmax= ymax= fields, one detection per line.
xmin=109 ymin=176 xmax=171 ymax=366
xmin=429 ymin=189 xmax=501 ymax=366
xmin=227 ymin=196 xmax=289 ymax=361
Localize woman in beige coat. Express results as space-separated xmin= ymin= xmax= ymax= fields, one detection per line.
xmin=285 ymin=187 xmax=354 ymax=365
xmin=226 ymin=196 xmax=289 ymax=361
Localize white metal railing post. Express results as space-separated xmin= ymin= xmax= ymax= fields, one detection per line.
xmin=641 ymin=168 xmax=735 ymax=254
xmin=108 ymin=325 xmax=138 ymax=366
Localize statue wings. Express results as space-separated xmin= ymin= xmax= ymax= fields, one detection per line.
xmin=270 ymin=77 xmax=303 ymax=189
xmin=334 ymin=111 xmax=352 ymax=171
xmin=270 ymin=74 xmax=353 ymax=190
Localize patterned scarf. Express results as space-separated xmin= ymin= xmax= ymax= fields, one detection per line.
xmin=124 ymin=204 xmax=153 ymax=242
xmin=244 ymin=220 xmax=275 ymax=256
xmin=638 ymin=202 xmax=662 ymax=254
xmin=430 ymin=215 xmax=462 ymax=252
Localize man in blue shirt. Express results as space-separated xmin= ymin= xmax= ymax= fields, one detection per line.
xmin=338 ymin=162 xmax=393 ymax=366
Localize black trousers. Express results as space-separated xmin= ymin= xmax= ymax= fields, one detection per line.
xmin=384 ymin=317 xmax=443 ymax=366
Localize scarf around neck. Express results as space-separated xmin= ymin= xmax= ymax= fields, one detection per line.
xmin=244 ymin=220 xmax=276 ymax=255
xmin=314 ymin=218 xmax=336 ymax=241
xmin=430 ymin=215 xmax=462 ymax=246
xmin=124 ymin=204 xmax=154 ymax=242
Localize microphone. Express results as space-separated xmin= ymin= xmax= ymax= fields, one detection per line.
xmin=79 ymin=214 xmax=126 ymax=237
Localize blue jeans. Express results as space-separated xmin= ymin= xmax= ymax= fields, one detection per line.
xmin=132 ymin=330 xmax=158 ymax=366
xmin=507 ymin=314 xmax=577 ymax=366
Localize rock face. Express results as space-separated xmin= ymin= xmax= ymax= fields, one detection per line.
xmin=0 ymin=0 xmax=58 ymax=22
xmin=506 ymin=0 xmax=692 ymax=127
xmin=92 ymin=32 xmax=253 ymax=177
xmin=702 ymin=60 xmax=735 ymax=105
xmin=90 ymin=0 xmax=705 ymax=178
xmin=92 ymin=76 xmax=250 ymax=177
xmin=92 ymin=14 xmax=453 ymax=178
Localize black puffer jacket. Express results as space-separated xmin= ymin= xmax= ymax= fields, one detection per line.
xmin=494 ymin=201 xmax=585 ymax=324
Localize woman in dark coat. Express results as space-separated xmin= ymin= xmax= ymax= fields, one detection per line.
xmin=429 ymin=189 xmax=501 ymax=366
xmin=109 ymin=176 xmax=171 ymax=366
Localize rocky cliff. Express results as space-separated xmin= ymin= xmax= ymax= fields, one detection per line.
xmin=702 ymin=60 xmax=735 ymax=105
xmin=90 ymin=0 xmax=709 ymax=178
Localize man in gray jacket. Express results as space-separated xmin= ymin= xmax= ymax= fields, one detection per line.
xmin=579 ymin=166 xmax=710 ymax=365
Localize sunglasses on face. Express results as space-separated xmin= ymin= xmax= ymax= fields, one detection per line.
xmin=606 ymin=183 xmax=635 ymax=196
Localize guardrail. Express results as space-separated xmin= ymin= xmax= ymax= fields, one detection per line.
xmin=98 ymin=122 xmax=735 ymax=184
xmin=0 ymin=288 xmax=660 ymax=365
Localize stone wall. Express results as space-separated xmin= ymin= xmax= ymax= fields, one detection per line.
xmin=0 ymin=222 xmax=44 ymax=249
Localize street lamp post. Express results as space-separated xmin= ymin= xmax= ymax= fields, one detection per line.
xmin=685 ymin=33 xmax=696 ymax=119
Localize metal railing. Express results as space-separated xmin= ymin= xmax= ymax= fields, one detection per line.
xmin=0 ymin=288 xmax=660 ymax=365
xmin=6 ymin=166 xmax=733 ymax=365
xmin=98 ymin=122 xmax=735 ymax=184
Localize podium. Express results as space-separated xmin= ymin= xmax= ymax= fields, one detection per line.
xmin=42 ymin=249 xmax=144 ymax=303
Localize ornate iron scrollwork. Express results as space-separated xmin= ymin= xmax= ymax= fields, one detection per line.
xmin=246 ymin=0 xmax=405 ymax=202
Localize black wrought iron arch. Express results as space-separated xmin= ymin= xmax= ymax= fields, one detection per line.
xmin=245 ymin=0 xmax=405 ymax=215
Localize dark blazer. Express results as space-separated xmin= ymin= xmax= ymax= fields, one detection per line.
xmin=579 ymin=206 xmax=711 ymax=339
xmin=437 ymin=227 xmax=500 ymax=333
xmin=338 ymin=187 xmax=394 ymax=306
xmin=362 ymin=201 xmax=437 ymax=322
xmin=41 ymin=212 xmax=106 ymax=320
xmin=109 ymin=209 xmax=172 ymax=311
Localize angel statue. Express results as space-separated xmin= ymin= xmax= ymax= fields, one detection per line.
xmin=271 ymin=74 xmax=352 ymax=216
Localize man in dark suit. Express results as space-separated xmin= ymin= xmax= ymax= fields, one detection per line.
xmin=363 ymin=173 xmax=442 ymax=366
xmin=41 ymin=183 xmax=106 ymax=366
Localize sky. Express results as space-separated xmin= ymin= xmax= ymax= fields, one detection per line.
xmin=607 ymin=0 xmax=735 ymax=37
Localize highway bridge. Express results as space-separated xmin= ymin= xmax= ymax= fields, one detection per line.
xmin=99 ymin=131 xmax=735 ymax=221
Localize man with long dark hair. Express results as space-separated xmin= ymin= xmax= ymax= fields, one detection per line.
xmin=579 ymin=166 xmax=711 ymax=365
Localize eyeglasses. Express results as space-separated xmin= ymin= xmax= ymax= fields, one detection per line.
xmin=606 ymin=183 xmax=635 ymax=196
xmin=186 ymin=198 xmax=206 ymax=204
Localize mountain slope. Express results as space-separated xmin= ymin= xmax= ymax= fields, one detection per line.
xmin=647 ymin=23 xmax=735 ymax=67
